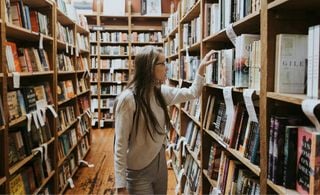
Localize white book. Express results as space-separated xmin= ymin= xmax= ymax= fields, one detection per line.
xmin=274 ymin=34 xmax=308 ymax=94
xmin=313 ymin=25 xmax=320 ymax=98
xmin=307 ymin=26 xmax=314 ymax=97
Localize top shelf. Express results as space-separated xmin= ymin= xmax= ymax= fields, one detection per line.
xmin=203 ymin=11 xmax=260 ymax=44
xmin=24 ymin=0 xmax=53 ymax=8
xmin=268 ymin=0 xmax=320 ymax=10
xmin=180 ymin=0 xmax=200 ymax=23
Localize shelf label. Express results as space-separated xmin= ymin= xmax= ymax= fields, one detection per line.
xmin=243 ymin=89 xmax=258 ymax=123
xmin=226 ymin=24 xmax=237 ymax=46
xmin=48 ymin=105 xmax=58 ymax=118
xmin=13 ymin=72 xmax=20 ymax=88
xmin=67 ymin=178 xmax=75 ymax=188
xmin=39 ymin=34 xmax=44 ymax=49
xmin=32 ymin=111 xmax=40 ymax=129
xmin=302 ymin=99 xmax=320 ymax=131
xmin=223 ymin=86 xmax=235 ymax=140
xmin=26 ymin=113 xmax=32 ymax=132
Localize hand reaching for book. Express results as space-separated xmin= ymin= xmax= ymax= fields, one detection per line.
xmin=198 ymin=50 xmax=216 ymax=77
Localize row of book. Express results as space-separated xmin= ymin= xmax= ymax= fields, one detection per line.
xmin=58 ymin=106 xmax=76 ymax=132
xmin=57 ymin=54 xmax=74 ymax=72
xmin=77 ymin=33 xmax=89 ymax=51
xmin=180 ymin=55 xmax=200 ymax=81
xmin=100 ymin=72 xmax=129 ymax=83
xmin=100 ymin=59 xmax=128 ymax=69
xmin=6 ymin=42 xmax=50 ymax=73
xmin=182 ymin=17 xmax=201 ymax=48
xmin=207 ymin=146 xmax=260 ymax=194
xmin=56 ymin=0 xmax=89 ymax=31
xmin=57 ymin=80 xmax=76 ymax=102
xmin=100 ymin=98 xmax=115 ymax=110
xmin=167 ymin=59 xmax=179 ymax=80
xmin=57 ymin=22 xmax=75 ymax=45
xmin=162 ymin=9 xmax=179 ymax=37
xmin=91 ymin=46 xmax=129 ymax=56
xmin=8 ymin=83 xmax=53 ymax=121
xmin=203 ymin=0 xmax=261 ymax=37
xmin=131 ymin=32 xmax=163 ymax=43
xmin=164 ymin=34 xmax=179 ymax=57
xmin=9 ymin=153 xmax=53 ymax=194
xmin=7 ymin=0 xmax=49 ymax=35
xmin=183 ymin=98 xmax=201 ymax=122
xmin=57 ymin=128 xmax=78 ymax=161
xmin=101 ymin=85 xmax=125 ymax=95
xmin=267 ymin=114 xmax=320 ymax=194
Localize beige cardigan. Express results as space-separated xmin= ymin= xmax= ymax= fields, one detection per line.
xmin=114 ymin=74 xmax=205 ymax=188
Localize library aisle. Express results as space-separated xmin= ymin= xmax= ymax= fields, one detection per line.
xmin=65 ymin=128 xmax=177 ymax=194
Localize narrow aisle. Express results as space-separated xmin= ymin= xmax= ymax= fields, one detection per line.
xmin=66 ymin=128 xmax=177 ymax=194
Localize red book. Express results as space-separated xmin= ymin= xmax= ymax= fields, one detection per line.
xmin=297 ymin=127 xmax=320 ymax=194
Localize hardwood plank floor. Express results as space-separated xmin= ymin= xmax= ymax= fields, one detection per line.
xmin=65 ymin=128 xmax=177 ymax=194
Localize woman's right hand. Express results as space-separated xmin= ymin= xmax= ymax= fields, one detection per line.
xmin=197 ymin=50 xmax=217 ymax=76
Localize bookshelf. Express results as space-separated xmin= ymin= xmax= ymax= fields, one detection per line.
xmin=164 ymin=0 xmax=320 ymax=194
xmin=0 ymin=0 xmax=91 ymax=194
xmin=85 ymin=0 xmax=170 ymax=128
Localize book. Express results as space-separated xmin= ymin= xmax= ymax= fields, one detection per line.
xmin=9 ymin=173 xmax=26 ymax=194
xmin=146 ymin=0 xmax=161 ymax=16
xmin=274 ymin=34 xmax=308 ymax=94
xmin=296 ymin=126 xmax=320 ymax=194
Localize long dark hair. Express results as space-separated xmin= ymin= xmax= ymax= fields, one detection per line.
xmin=126 ymin=46 xmax=172 ymax=141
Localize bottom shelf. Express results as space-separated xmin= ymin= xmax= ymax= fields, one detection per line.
xmin=267 ymin=180 xmax=299 ymax=195
xmin=32 ymin=171 xmax=55 ymax=195
xmin=0 ymin=176 xmax=6 ymax=186
xmin=202 ymin=169 xmax=217 ymax=188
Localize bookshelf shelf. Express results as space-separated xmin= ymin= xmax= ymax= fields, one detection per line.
xmin=186 ymin=145 xmax=200 ymax=167
xmin=9 ymin=116 xmax=26 ymax=127
xmin=0 ymin=176 xmax=6 ymax=186
xmin=168 ymin=26 xmax=179 ymax=38
xmin=131 ymin=13 xmax=170 ymax=19
xmin=131 ymin=25 xmax=162 ymax=31
xmin=181 ymin=108 xmax=201 ymax=127
xmin=57 ymin=40 xmax=75 ymax=50
xmin=268 ymin=0 xmax=320 ymax=10
xmin=56 ymin=9 xmax=74 ymax=25
xmin=58 ymin=96 xmax=76 ymax=106
xmin=227 ymin=148 xmax=260 ymax=176
xmin=58 ymin=119 xmax=78 ymax=137
xmin=76 ymin=24 xmax=89 ymax=34
xmin=101 ymin=119 xmax=114 ymax=122
xmin=131 ymin=42 xmax=163 ymax=45
xmin=24 ymin=0 xmax=53 ymax=7
xmin=181 ymin=42 xmax=201 ymax=53
xmin=100 ymin=55 xmax=129 ymax=58
xmin=78 ymin=90 xmax=90 ymax=97
xmin=180 ymin=1 xmax=200 ymax=23
xmin=32 ymin=171 xmax=55 ymax=195
xmin=100 ymin=42 xmax=129 ymax=45
xmin=267 ymin=92 xmax=306 ymax=105
xmin=59 ymin=165 xmax=79 ymax=194
xmin=9 ymin=154 xmax=35 ymax=176
xmin=6 ymin=23 xmax=53 ymax=41
xmin=267 ymin=180 xmax=299 ymax=195
xmin=99 ymin=26 xmax=129 ymax=31
xmin=168 ymin=53 xmax=179 ymax=60
xmin=204 ymin=129 xmax=228 ymax=149
xmin=8 ymin=71 xmax=54 ymax=77
xmin=203 ymin=169 xmax=217 ymax=188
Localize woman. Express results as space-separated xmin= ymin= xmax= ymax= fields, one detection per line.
xmin=114 ymin=46 xmax=215 ymax=194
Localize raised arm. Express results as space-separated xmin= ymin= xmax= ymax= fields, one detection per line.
xmin=162 ymin=50 xmax=216 ymax=105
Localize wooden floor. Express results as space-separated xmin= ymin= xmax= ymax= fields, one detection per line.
xmin=66 ymin=128 xmax=177 ymax=194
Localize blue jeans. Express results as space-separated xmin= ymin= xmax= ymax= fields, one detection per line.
xmin=126 ymin=145 xmax=168 ymax=194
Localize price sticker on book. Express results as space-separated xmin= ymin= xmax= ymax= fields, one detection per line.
xmin=26 ymin=113 xmax=32 ymax=132
xmin=302 ymin=99 xmax=320 ymax=131
xmin=243 ymin=89 xmax=258 ymax=123
xmin=12 ymin=72 xmax=20 ymax=88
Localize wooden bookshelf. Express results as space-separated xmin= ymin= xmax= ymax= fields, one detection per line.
xmin=163 ymin=0 xmax=320 ymax=194
xmin=0 ymin=0 xmax=93 ymax=194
